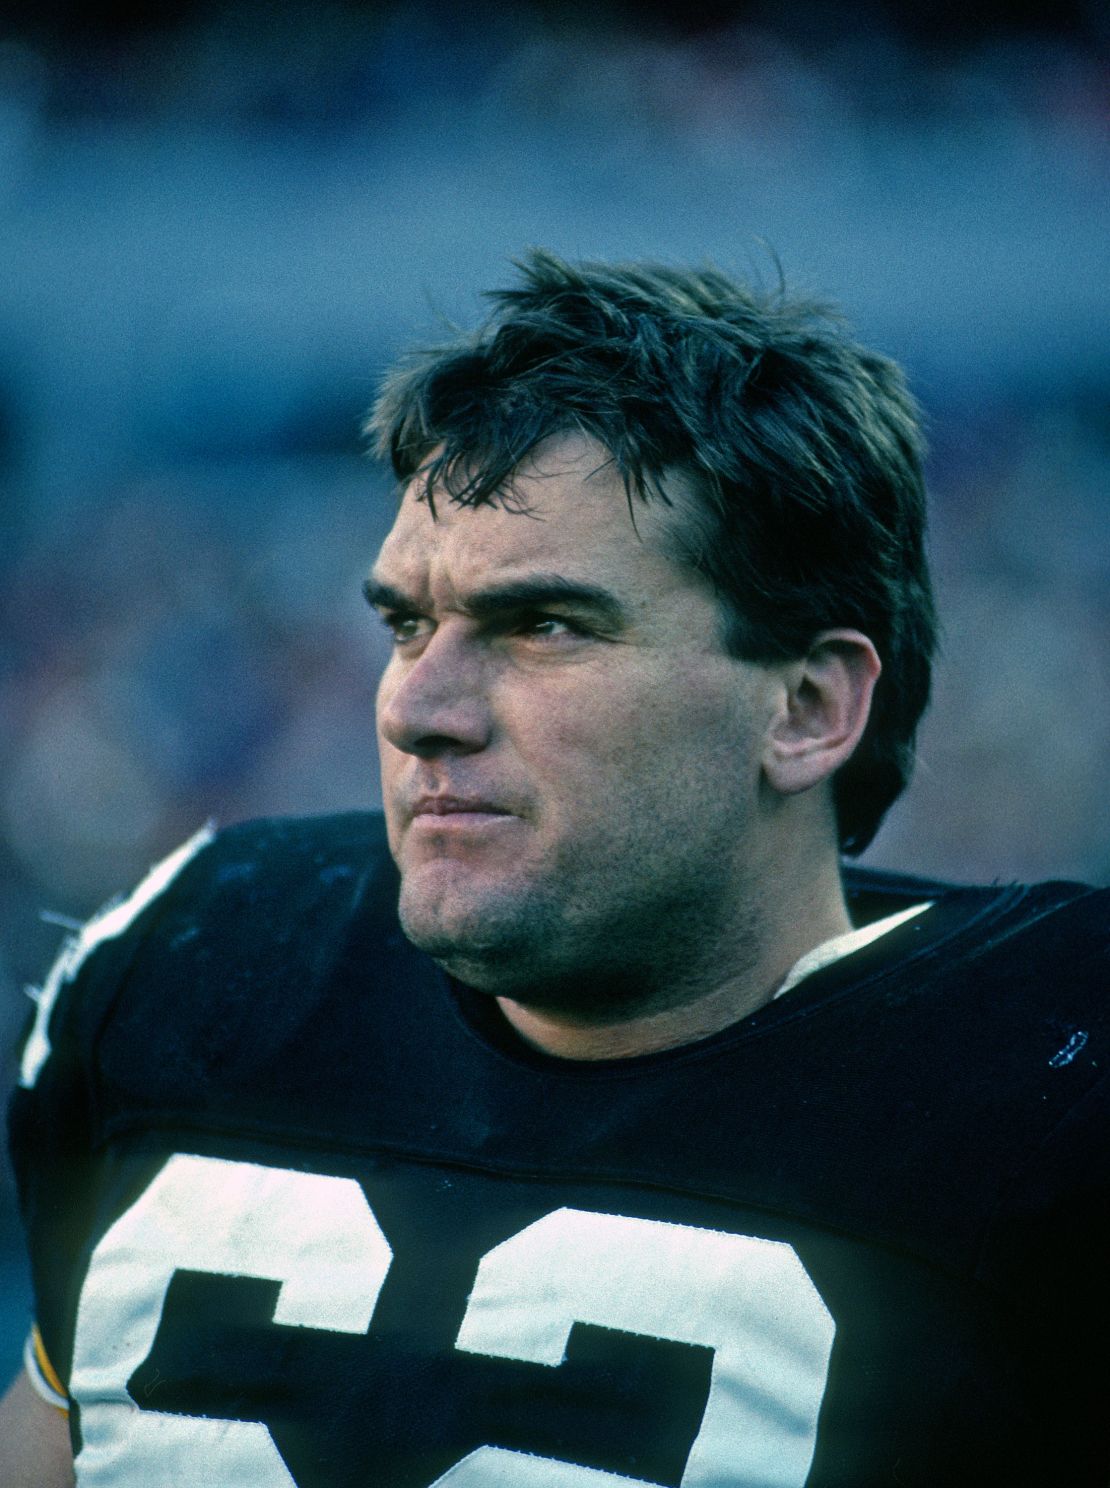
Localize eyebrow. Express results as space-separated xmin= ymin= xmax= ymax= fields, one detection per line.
xmin=362 ymin=573 xmax=628 ymax=629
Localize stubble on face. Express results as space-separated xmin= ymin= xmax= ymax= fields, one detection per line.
xmin=371 ymin=437 xmax=777 ymax=1022
xmin=397 ymin=796 xmax=764 ymax=1023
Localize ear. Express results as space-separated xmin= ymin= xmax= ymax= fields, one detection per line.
xmin=762 ymin=629 xmax=881 ymax=797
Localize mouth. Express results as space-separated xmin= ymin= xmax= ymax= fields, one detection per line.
xmin=408 ymin=795 xmax=517 ymax=828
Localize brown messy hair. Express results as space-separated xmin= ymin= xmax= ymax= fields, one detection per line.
xmin=367 ymin=248 xmax=936 ymax=854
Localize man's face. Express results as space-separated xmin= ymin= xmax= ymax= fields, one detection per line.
xmin=370 ymin=435 xmax=780 ymax=1012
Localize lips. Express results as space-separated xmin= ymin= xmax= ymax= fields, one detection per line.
xmin=411 ymin=795 xmax=511 ymax=818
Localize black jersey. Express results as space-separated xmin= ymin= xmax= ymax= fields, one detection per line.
xmin=8 ymin=812 xmax=1110 ymax=1486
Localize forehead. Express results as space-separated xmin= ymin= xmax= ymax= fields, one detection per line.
xmin=372 ymin=435 xmax=692 ymax=603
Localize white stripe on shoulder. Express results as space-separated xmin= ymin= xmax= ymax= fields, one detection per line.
xmin=19 ymin=824 xmax=216 ymax=1090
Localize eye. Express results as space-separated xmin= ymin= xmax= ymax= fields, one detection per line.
xmin=515 ymin=612 xmax=583 ymax=640
xmin=379 ymin=611 xmax=432 ymax=645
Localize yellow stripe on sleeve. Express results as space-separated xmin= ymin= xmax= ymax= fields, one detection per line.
xmin=27 ymin=1324 xmax=69 ymax=1412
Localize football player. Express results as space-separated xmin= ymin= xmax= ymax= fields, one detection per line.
xmin=3 ymin=251 xmax=1108 ymax=1485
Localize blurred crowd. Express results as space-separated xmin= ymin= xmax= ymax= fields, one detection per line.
xmin=0 ymin=0 xmax=1108 ymax=1375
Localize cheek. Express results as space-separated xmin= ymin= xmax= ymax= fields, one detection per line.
xmin=507 ymin=674 xmax=643 ymax=764
xmin=509 ymin=668 xmax=749 ymax=799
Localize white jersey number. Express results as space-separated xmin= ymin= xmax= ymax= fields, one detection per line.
xmin=70 ymin=1155 xmax=392 ymax=1487
xmin=434 ymin=1208 xmax=834 ymax=1488
xmin=69 ymin=1157 xmax=834 ymax=1488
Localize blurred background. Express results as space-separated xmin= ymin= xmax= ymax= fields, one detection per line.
xmin=0 ymin=0 xmax=1108 ymax=1382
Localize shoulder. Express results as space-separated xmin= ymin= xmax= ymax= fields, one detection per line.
xmin=146 ymin=810 xmax=395 ymax=928
xmin=15 ymin=812 xmax=396 ymax=1093
xmin=172 ymin=810 xmax=392 ymax=895
xmin=847 ymin=862 xmax=1110 ymax=1148
xmin=138 ymin=809 xmax=398 ymax=973
xmin=843 ymin=861 xmax=1108 ymax=971
xmin=833 ymin=863 xmax=1110 ymax=1100
xmin=843 ymin=858 xmax=1105 ymax=915
xmin=8 ymin=811 xmax=408 ymax=1242
xmin=81 ymin=808 xmax=392 ymax=935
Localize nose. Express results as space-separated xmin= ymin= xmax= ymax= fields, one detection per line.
xmin=376 ymin=626 xmax=492 ymax=758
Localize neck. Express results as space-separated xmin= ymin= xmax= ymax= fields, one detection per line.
xmin=496 ymin=851 xmax=852 ymax=1061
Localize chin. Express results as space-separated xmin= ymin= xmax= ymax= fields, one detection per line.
xmin=396 ymin=865 xmax=561 ymax=991
xmin=398 ymin=868 xmax=518 ymax=957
